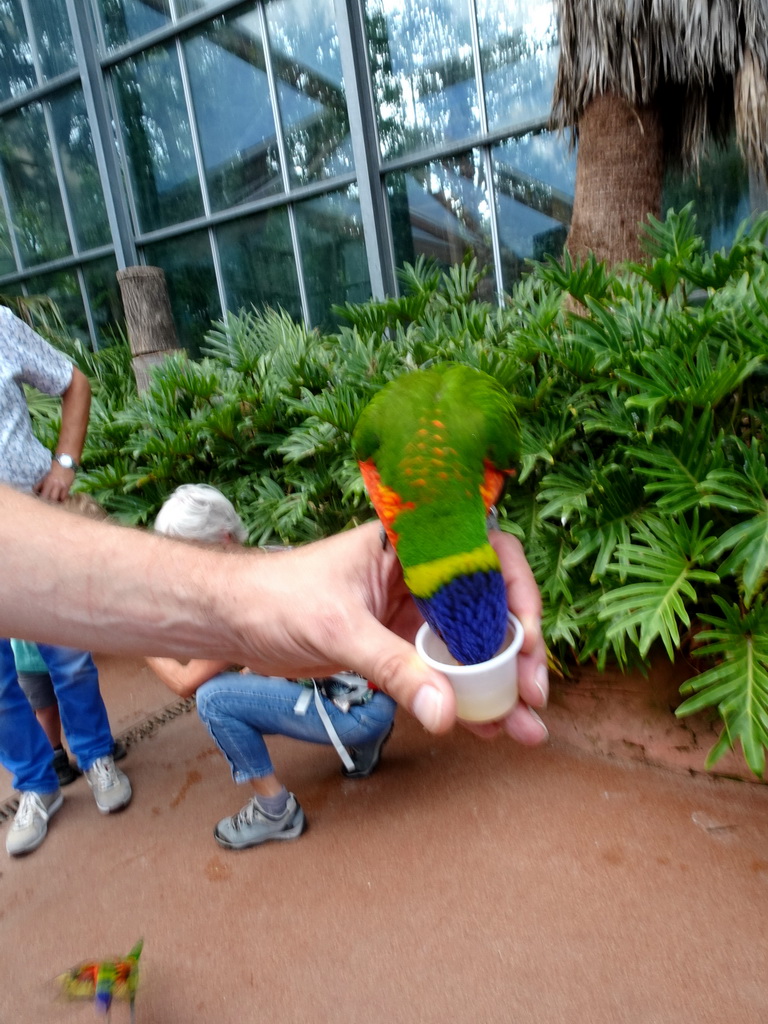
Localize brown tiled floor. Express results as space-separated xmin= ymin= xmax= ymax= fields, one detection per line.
xmin=1 ymin=654 xmax=767 ymax=1024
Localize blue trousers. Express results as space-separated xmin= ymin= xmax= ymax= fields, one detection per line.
xmin=0 ymin=639 xmax=114 ymax=792
xmin=196 ymin=673 xmax=397 ymax=782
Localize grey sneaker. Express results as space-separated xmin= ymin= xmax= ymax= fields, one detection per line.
xmin=84 ymin=755 xmax=132 ymax=814
xmin=214 ymin=793 xmax=305 ymax=850
xmin=342 ymin=723 xmax=394 ymax=780
xmin=6 ymin=789 xmax=63 ymax=856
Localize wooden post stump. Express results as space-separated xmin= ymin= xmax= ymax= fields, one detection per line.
xmin=116 ymin=266 xmax=181 ymax=392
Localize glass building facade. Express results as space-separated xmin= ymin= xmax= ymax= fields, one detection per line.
xmin=0 ymin=0 xmax=758 ymax=350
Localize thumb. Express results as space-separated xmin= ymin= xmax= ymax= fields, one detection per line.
xmin=343 ymin=618 xmax=457 ymax=733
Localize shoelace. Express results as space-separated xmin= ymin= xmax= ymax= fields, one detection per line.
xmin=237 ymin=802 xmax=262 ymax=829
xmin=234 ymin=798 xmax=285 ymax=831
xmin=13 ymin=791 xmax=45 ymax=829
xmin=88 ymin=758 xmax=118 ymax=790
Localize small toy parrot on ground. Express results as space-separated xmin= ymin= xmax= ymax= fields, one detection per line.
xmin=58 ymin=938 xmax=143 ymax=1020
xmin=352 ymin=363 xmax=520 ymax=664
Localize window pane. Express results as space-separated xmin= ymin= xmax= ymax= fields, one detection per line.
xmin=0 ymin=0 xmax=36 ymax=101
xmin=24 ymin=268 xmax=89 ymax=341
xmin=82 ymin=256 xmax=124 ymax=347
xmin=49 ymin=88 xmax=111 ymax=251
xmin=112 ymin=45 xmax=204 ymax=232
xmin=294 ymin=186 xmax=371 ymax=330
xmin=386 ymin=150 xmax=495 ymax=299
xmin=664 ymin=139 xmax=751 ymax=251
xmin=0 ymin=281 xmax=23 ymax=299
xmin=265 ymin=0 xmax=352 ymax=187
xmin=31 ymin=0 xmax=76 ymax=80
xmin=218 ymin=209 xmax=301 ymax=321
xmin=95 ymin=0 xmax=172 ymax=50
xmin=0 ymin=202 xmax=15 ymax=275
xmin=492 ymin=132 xmax=573 ymax=290
xmin=143 ymin=232 xmax=220 ymax=356
xmin=175 ymin=0 xmax=225 ymax=14
xmin=478 ymin=0 xmax=558 ymax=134
xmin=366 ymin=0 xmax=479 ymax=161
xmin=184 ymin=12 xmax=282 ymax=213
xmin=0 ymin=104 xmax=71 ymax=266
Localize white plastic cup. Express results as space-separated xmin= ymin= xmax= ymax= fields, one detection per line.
xmin=415 ymin=611 xmax=524 ymax=723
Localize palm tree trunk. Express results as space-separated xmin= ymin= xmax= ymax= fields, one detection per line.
xmin=116 ymin=266 xmax=181 ymax=393
xmin=566 ymin=92 xmax=665 ymax=265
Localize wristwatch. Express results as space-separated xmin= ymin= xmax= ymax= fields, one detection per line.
xmin=54 ymin=452 xmax=79 ymax=472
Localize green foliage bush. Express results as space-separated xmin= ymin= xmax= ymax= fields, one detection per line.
xmin=30 ymin=206 xmax=768 ymax=777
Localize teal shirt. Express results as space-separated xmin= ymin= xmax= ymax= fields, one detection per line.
xmin=10 ymin=638 xmax=48 ymax=674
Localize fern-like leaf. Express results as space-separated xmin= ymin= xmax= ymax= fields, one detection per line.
xmin=676 ymin=597 xmax=768 ymax=778
xmin=626 ymin=407 xmax=726 ymax=514
xmin=706 ymin=440 xmax=768 ymax=601
xmin=599 ymin=516 xmax=720 ymax=658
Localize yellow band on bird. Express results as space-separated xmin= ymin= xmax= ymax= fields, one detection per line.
xmin=403 ymin=542 xmax=501 ymax=598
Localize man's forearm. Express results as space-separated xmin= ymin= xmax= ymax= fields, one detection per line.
xmin=0 ymin=483 xmax=551 ymax=738
xmin=1 ymin=485 xmax=253 ymax=660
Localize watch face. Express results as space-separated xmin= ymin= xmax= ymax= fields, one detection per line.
xmin=56 ymin=454 xmax=76 ymax=470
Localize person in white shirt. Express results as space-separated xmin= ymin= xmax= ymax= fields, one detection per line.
xmin=0 ymin=307 xmax=131 ymax=858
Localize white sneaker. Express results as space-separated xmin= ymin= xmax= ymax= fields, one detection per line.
xmin=6 ymin=789 xmax=63 ymax=856
xmin=84 ymin=755 xmax=132 ymax=814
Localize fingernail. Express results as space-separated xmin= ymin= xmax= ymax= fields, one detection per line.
xmin=412 ymin=685 xmax=444 ymax=733
xmin=534 ymin=664 xmax=549 ymax=708
xmin=528 ymin=707 xmax=549 ymax=739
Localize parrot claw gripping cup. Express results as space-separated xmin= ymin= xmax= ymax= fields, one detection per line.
xmin=353 ymin=363 xmax=523 ymax=717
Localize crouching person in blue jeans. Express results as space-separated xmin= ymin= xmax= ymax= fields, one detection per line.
xmin=195 ymin=672 xmax=395 ymax=849
xmin=147 ymin=484 xmax=396 ymax=851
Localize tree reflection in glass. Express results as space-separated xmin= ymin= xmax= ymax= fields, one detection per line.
xmin=95 ymin=0 xmax=172 ymax=50
xmin=294 ymin=185 xmax=370 ymax=329
xmin=23 ymin=268 xmax=88 ymax=339
xmin=0 ymin=104 xmax=71 ymax=266
xmin=217 ymin=208 xmax=302 ymax=321
xmin=175 ymin=0 xmax=222 ymax=15
xmin=0 ymin=202 xmax=15 ymax=275
xmin=366 ymin=0 xmax=480 ymax=160
xmin=112 ymin=44 xmax=203 ymax=232
xmin=0 ymin=0 xmax=36 ymax=102
xmin=49 ymin=88 xmax=111 ymax=252
xmin=265 ymin=0 xmax=352 ymax=187
xmin=477 ymin=0 xmax=557 ymax=134
xmin=30 ymin=0 xmax=76 ymax=81
xmin=82 ymin=256 xmax=124 ymax=347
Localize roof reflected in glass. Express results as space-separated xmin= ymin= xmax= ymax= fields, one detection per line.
xmin=184 ymin=11 xmax=283 ymax=212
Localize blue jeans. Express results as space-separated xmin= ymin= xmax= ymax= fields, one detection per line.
xmin=196 ymin=673 xmax=397 ymax=782
xmin=0 ymin=639 xmax=114 ymax=792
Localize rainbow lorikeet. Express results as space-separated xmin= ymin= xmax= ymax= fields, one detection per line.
xmin=352 ymin=363 xmax=520 ymax=664
xmin=58 ymin=938 xmax=143 ymax=1019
